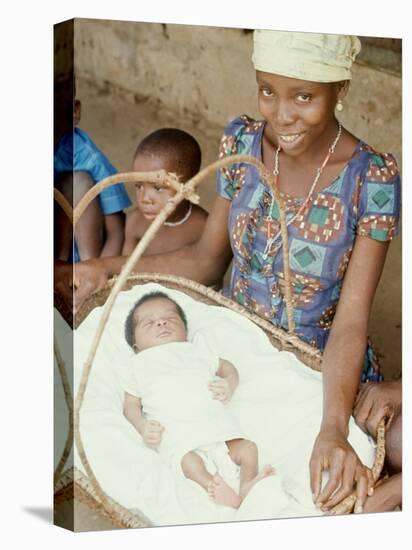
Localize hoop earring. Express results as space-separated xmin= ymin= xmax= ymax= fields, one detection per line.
xmin=336 ymin=99 xmax=344 ymax=112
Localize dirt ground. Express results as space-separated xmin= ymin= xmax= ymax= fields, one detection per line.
xmin=77 ymin=77 xmax=402 ymax=380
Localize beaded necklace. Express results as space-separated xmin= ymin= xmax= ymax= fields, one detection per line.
xmin=262 ymin=122 xmax=342 ymax=260
xmin=164 ymin=202 xmax=193 ymax=227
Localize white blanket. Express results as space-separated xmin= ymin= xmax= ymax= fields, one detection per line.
xmin=54 ymin=282 xmax=375 ymax=526
xmin=124 ymin=341 xmax=244 ymax=467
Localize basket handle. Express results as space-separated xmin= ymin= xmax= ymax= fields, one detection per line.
xmin=54 ymin=156 xmax=295 ymax=331
xmin=55 ymin=156 xmax=296 ymax=517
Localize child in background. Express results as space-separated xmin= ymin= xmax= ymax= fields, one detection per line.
xmin=123 ymin=291 xmax=274 ymax=509
xmin=122 ymin=128 xmax=208 ymax=256
xmin=54 ymin=94 xmax=131 ymax=262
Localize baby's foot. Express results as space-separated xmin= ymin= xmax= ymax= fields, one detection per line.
xmin=207 ymin=474 xmax=242 ymax=509
xmin=240 ymin=464 xmax=275 ymax=500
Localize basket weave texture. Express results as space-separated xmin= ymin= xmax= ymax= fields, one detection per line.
xmin=54 ymin=160 xmax=387 ymax=527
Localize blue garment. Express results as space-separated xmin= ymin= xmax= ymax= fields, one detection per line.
xmin=54 ymin=127 xmax=131 ymax=262
xmin=216 ymin=116 xmax=401 ymax=382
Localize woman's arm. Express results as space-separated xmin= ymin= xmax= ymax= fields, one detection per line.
xmin=74 ymin=195 xmax=233 ymax=311
xmin=310 ymin=235 xmax=390 ymax=512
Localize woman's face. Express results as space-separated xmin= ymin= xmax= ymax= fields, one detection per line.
xmin=256 ymin=71 xmax=343 ymax=156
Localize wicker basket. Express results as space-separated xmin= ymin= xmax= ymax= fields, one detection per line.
xmin=54 ymin=157 xmax=387 ymax=528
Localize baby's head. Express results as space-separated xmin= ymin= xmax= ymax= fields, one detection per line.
xmin=125 ymin=291 xmax=188 ymax=353
xmin=132 ymin=128 xmax=201 ymax=221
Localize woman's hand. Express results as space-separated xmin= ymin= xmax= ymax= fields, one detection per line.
xmin=354 ymin=380 xmax=401 ymax=437
xmin=140 ymin=419 xmax=164 ymax=449
xmin=73 ymin=259 xmax=110 ymax=312
xmin=310 ymin=426 xmax=374 ymax=513
xmin=54 ymin=260 xmax=74 ymax=310
xmin=363 ymin=472 xmax=402 ymax=512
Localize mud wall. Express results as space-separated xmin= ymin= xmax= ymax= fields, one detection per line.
xmin=73 ymin=19 xmax=402 ymax=167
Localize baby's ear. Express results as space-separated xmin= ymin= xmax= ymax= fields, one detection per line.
xmin=74 ymin=99 xmax=81 ymax=125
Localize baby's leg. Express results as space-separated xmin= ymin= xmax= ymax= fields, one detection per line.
xmin=226 ymin=439 xmax=274 ymax=501
xmin=181 ymin=451 xmax=213 ymax=490
xmin=181 ymin=451 xmax=241 ymax=508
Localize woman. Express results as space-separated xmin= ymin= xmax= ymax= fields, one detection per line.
xmin=61 ymin=30 xmax=401 ymax=513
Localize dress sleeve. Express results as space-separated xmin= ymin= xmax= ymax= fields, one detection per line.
xmin=210 ymin=355 xmax=221 ymax=377
xmin=122 ymin=365 xmax=141 ymax=398
xmin=90 ymin=151 xmax=132 ymax=215
xmin=74 ymin=129 xmax=132 ymax=214
xmin=356 ymin=151 xmax=401 ymax=241
xmin=216 ymin=115 xmax=256 ymax=201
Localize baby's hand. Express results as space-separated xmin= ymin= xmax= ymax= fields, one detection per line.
xmin=141 ymin=419 xmax=164 ymax=448
xmin=208 ymin=378 xmax=233 ymax=403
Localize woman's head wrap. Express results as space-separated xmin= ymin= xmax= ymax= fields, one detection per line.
xmin=252 ymin=30 xmax=361 ymax=82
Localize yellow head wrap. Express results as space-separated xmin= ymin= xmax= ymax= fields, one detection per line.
xmin=252 ymin=30 xmax=361 ymax=82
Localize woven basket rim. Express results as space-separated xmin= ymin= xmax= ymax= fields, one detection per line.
xmin=54 ymin=466 xmax=151 ymax=529
xmin=54 ymin=274 xmax=385 ymax=522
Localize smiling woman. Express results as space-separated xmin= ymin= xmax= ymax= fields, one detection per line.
xmin=213 ymin=30 xmax=401 ymax=513
xmin=69 ymin=29 xmax=401 ymax=516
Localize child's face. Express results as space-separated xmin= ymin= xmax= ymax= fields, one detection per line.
xmin=133 ymin=298 xmax=187 ymax=351
xmin=133 ymin=152 xmax=176 ymax=220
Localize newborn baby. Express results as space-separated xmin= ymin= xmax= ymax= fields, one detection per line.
xmin=122 ymin=291 xmax=274 ymax=508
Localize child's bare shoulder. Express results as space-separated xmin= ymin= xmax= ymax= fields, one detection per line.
xmin=125 ymin=208 xmax=149 ymax=239
xmin=188 ymin=204 xmax=208 ymax=233
xmin=192 ymin=204 xmax=208 ymax=220
xmin=123 ymin=208 xmax=152 ymax=255
xmin=174 ymin=204 xmax=208 ymax=243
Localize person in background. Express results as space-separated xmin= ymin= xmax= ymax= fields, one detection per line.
xmin=54 ymin=90 xmax=131 ymax=262
xmin=122 ymin=128 xmax=208 ymax=256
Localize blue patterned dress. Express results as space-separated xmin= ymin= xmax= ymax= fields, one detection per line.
xmin=217 ymin=116 xmax=401 ymax=381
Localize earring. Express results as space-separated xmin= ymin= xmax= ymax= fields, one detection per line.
xmin=336 ymin=99 xmax=344 ymax=112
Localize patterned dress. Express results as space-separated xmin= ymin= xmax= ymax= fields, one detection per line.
xmin=217 ymin=116 xmax=401 ymax=381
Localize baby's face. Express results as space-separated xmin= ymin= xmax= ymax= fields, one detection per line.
xmin=133 ymin=298 xmax=187 ymax=351
xmin=133 ymin=153 xmax=176 ymax=220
